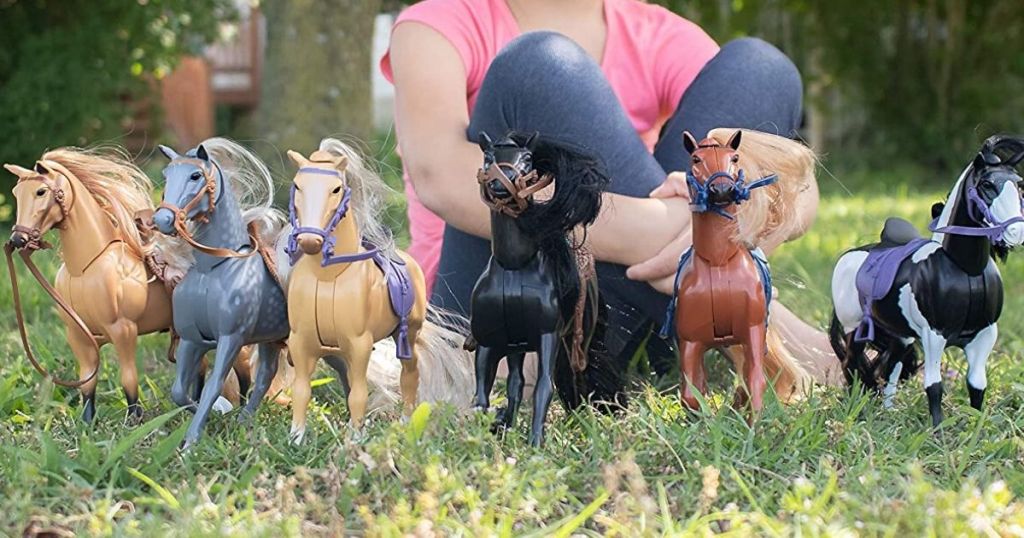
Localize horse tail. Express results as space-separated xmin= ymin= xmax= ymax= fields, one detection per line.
xmin=762 ymin=322 xmax=812 ymax=402
xmin=707 ymin=128 xmax=817 ymax=250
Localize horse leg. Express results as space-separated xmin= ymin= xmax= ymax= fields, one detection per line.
xmin=678 ymin=340 xmax=707 ymax=410
xmin=473 ymin=345 xmax=502 ymax=411
xmin=499 ymin=352 xmax=526 ymax=432
xmin=171 ymin=340 xmax=206 ymax=411
xmin=324 ymin=356 xmax=350 ymax=396
xmin=108 ymin=319 xmax=143 ymax=423
xmin=399 ymin=342 xmax=420 ymax=419
xmin=345 ymin=337 xmax=374 ymax=433
xmin=529 ymin=332 xmax=558 ymax=447
xmin=739 ymin=326 xmax=768 ymax=419
xmin=67 ymin=325 xmax=100 ymax=424
xmin=919 ymin=330 xmax=947 ymax=427
xmin=240 ymin=343 xmax=282 ymax=419
xmin=183 ymin=333 xmax=243 ymax=450
xmin=233 ymin=345 xmax=254 ymax=404
xmin=964 ymin=324 xmax=997 ymax=411
xmin=288 ymin=335 xmax=319 ymax=444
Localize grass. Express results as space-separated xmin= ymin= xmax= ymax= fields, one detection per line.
xmin=4 ymin=170 xmax=1024 ymax=536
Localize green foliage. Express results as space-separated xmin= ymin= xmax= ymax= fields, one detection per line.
xmin=0 ymin=0 xmax=233 ymax=206
xmin=653 ymin=0 xmax=1024 ymax=170
xmin=4 ymin=181 xmax=1024 ymax=534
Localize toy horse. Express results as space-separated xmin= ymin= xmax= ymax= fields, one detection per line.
xmin=661 ymin=130 xmax=813 ymax=415
xmin=470 ymin=131 xmax=610 ymax=447
xmin=151 ymin=138 xmax=288 ymax=449
xmin=282 ymin=139 xmax=474 ymax=443
xmin=831 ymin=135 xmax=1024 ymax=426
xmin=4 ymin=150 xmax=178 ymax=422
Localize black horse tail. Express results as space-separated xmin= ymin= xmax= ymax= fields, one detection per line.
xmin=831 ymin=311 xmax=919 ymax=393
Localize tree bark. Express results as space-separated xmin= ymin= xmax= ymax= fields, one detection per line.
xmin=259 ymin=0 xmax=381 ymax=173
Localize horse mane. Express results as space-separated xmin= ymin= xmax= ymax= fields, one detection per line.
xmin=707 ymin=128 xmax=817 ymax=248
xmin=39 ymin=146 xmax=154 ymax=258
xmin=316 ymin=137 xmax=396 ymax=256
xmin=200 ymin=137 xmax=286 ymax=249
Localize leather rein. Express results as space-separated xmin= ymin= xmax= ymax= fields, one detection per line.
xmin=5 ymin=173 xmax=99 ymax=387
xmin=477 ymin=163 xmax=553 ymax=218
xmin=158 ymin=157 xmax=260 ymax=258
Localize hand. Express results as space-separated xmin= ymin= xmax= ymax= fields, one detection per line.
xmin=626 ymin=226 xmax=693 ymax=295
xmin=648 ymin=171 xmax=691 ymax=200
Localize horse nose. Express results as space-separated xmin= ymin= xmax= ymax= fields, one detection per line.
xmin=152 ymin=208 xmax=176 ymax=235
xmin=297 ymin=234 xmax=323 ymax=255
xmin=9 ymin=231 xmax=27 ymax=249
xmin=708 ymin=182 xmax=735 ymax=204
xmin=1004 ymin=222 xmax=1024 ymax=247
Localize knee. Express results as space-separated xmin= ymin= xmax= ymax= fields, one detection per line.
xmin=171 ymin=381 xmax=192 ymax=407
xmin=718 ymin=37 xmax=802 ymax=117
xmin=487 ymin=31 xmax=596 ymax=87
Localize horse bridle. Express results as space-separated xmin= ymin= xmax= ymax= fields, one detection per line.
xmin=687 ymin=168 xmax=778 ymax=220
xmin=159 ymin=157 xmax=260 ymax=258
xmin=477 ymin=162 xmax=553 ymax=218
xmin=929 ymin=173 xmax=1024 ymax=242
xmin=285 ymin=167 xmax=379 ymax=267
xmin=6 ymin=166 xmax=99 ymax=388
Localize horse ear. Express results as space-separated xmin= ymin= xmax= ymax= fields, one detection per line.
xmin=478 ymin=131 xmax=493 ymax=152
xmin=931 ymin=202 xmax=945 ymax=219
xmin=196 ymin=144 xmax=210 ymax=161
xmin=974 ymin=152 xmax=989 ymax=170
xmin=158 ymin=144 xmax=180 ymax=161
xmin=1008 ymin=150 xmax=1024 ymax=168
xmin=332 ymin=154 xmax=349 ymax=171
xmin=4 ymin=163 xmax=35 ymax=178
xmin=726 ymin=129 xmax=743 ymax=150
xmin=682 ymin=131 xmax=698 ymax=154
xmin=525 ymin=131 xmax=540 ymax=151
xmin=286 ymin=150 xmax=309 ymax=168
xmin=34 ymin=161 xmax=53 ymax=175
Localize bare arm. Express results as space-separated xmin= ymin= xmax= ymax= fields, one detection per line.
xmin=388 ymin=23 xmax=689 ymax=266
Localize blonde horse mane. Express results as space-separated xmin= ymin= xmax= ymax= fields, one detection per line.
xmin=315 ymin=138 xmax=396 ymax=255
xmin=39 ymin=146 xmax=154 ymax=258
xmin=200 ymin=137 xmax=286 ymax=248
xmin=708 ymin=128 xmax=817 ymax=248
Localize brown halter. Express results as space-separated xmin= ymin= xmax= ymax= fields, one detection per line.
xmin=158 ymin=157 xmax=260 ymax=258
xmin=477 ymin=163 xmax=553 ymax=218
xmin=5 ymin=171 xmax=99 ymax=387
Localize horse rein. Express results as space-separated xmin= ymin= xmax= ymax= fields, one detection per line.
xmin=477 ymin=163 xmax=554 ymax=218
xmin=159 ymin=157 xmax=260 ymax=258
xmin=285 ymin=167 xmax=380 ymax=267
xmin=687 ymin=168 xmax=778 ymax=220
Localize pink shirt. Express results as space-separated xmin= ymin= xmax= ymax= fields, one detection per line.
xmin=381 ymin=0 xmax=718 ymax=292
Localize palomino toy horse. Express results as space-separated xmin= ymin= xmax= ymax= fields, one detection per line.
xmin=470 ymin=132 xmax=611 ymax=447
xmin=5 ymin=150 xmax=176 ymax=422
xmin=283 ymin=139 xmax=473 ymax=443
xmin=662 ymin=130 xmax=812 ymax=416
xmin=831 ymin=135 xmax=1024 ymax=426
xmin=151 ymin=138 xmax=288 ymax=449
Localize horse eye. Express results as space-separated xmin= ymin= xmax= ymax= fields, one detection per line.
xmin=190 ymin=172 xmax=202 ymax=181
xmin=731 ymin=155 xmax=740 ymax=163
xmin=332 ymin=185 xmax=342 ymax=194
xmin=35 ymin=188 xmax=46 ymax=197
xmin=692 ymin=156 xmax=702 ymax=164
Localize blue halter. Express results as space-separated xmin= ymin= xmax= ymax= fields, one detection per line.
xmin=687 ymin=169 xmax=778 ymax=219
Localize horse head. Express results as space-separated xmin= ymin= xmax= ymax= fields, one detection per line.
xmin=5 ymin=160 xmax=74 ymax=249
xmin=961 ymin=137 xmax=1024 ymax=248
xmin=477 ymin=131 xmax=551 ymax=217
xmin=152 ymin=143 xmax=222 ymax=235
xmin=286 ymin=148 xmax=350 ymax=256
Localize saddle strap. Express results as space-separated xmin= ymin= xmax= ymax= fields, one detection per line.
xmin=372 ymin=253 xmax=414 ymax=360
xmin=659 ymin=247 xmax=694 ymax=339
xmin=568 ymin=243 xmax=597 ymax=373
xmin=4 ymin=242 xmax=99 ymax=388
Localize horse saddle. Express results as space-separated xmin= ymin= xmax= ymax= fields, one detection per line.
xmin=370 ymin=251 xmax=415 ymax=360
xmin=854 ymin=218 xmax=931 ymax=342
xmin=659 ymin=247 xmax=772 ymax=339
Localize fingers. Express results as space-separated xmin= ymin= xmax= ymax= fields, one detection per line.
xmin=626 ymin=246 xmax=679 ymax=282
xmin=649 ymin=172 xmax=691 ymax=199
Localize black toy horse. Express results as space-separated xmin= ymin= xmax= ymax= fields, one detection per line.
xmin=469 ymin=131 xmax=613 ymax=446
xmin=830 ymin=135 xmax=1024 ymax=426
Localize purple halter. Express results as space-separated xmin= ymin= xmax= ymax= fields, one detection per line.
xmin=928 ymin=183 xmax=1024 ymax=242
xmin=285 ymin=167 xmax=379 ymax=267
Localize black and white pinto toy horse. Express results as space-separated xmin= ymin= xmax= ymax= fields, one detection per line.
xmin=830 ymin=136 xmax=1024 ymax=426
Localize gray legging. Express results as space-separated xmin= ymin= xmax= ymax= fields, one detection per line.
xmin=432 ymin=31 xmax=802 ymax=361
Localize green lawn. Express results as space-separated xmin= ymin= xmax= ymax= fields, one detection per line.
xmin=3 ymin=174 xmax=1024 ymax=536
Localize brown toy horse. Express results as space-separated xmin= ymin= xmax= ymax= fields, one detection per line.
xmin=662 ymin=129 xmax=814 ymax=416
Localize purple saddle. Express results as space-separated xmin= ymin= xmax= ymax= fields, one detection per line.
xmin=371 ymin=252 xmax=415 ymax=360
xmin=854 ymin=219 xmax=932 ymax=342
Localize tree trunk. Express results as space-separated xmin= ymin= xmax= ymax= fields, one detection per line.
xmin=259 ymin=0 xmax=381 ymax=174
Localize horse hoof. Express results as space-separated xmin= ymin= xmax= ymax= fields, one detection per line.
xmin=212 ymin=396 xmax=234 ymax=415
xmin=236 ymin=409 xmax=254 ymax=423
xmin=124 ymin=407 xmax=145 ymax=426
xmin=289 ymin=428 xmax=306 ymax=445
xmin=180 ymin=438 xmax=198 ymax=453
